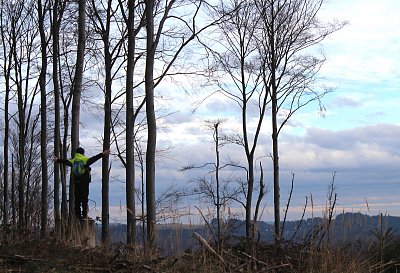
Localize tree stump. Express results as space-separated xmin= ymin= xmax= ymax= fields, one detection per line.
xmin=69 ymin=219 xmax=96 ymax=248
xmin=81 ymin=219 xmax=96 ymax=248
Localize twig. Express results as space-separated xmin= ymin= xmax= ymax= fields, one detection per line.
xmin=194 ymin=205 xmax=217 ymax=242
xmin=317 ymin=172 xmax=337 ymax=248
xmin=281 ymin=173 xmax=295 ymax=237
xmin=253 ymin=161 xmax=266 ymax=235
xmin=289 ymin=196 xmax=308 ymax=242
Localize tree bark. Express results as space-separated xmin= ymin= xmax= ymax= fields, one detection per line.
xmin=214 ymin=123 xmax=221 ymax=247
xmin=61 ymin=99 xmax=69 ymax=230
xmin=101 ymin=19 xmax=111 ymax=246
xmin=15 ymin=21 xmax=26 ymax=232
xmin=269 ymin=2 xmax=280 ymax=244
xmin=145 ymin=0 xmax=156 ymax=251
xmin=271 ymin=84 xmax=280 ymax=244
xmin=11 ymin=155 xmax=16 ymax=233
xmin=58 ymin=50 xmax=71 ymax=232
xmin=38 ymin=0 xmax=49 ymax=239
xmin=125 ymin=0 xmax=136 ymax=246
xmin=2 ymin=80 xmax=9 ymax=226
xmin=52 ymin=0 xmax=62 ymax=237
xmin=0 ymin=0 xmax=12 ymax=225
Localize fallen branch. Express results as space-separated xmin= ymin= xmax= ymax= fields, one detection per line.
xmin=142 ymin=264 xmax=158 ymax=273
xmin=258 ymin=263 xmax=292 ymax=273
xmin=238 ymin=250 xmax=270 ymax=267
xmin=193 ymin=232 xmax=225 ymax=263
xmin=236 ymin=250 xmax=291 ymax=272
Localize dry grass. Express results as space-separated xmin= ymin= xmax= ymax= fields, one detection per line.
xmin=0 ymin=237 xmax=395 ymax=273
xmin=1 ymin=212 xmax=400 ymax=273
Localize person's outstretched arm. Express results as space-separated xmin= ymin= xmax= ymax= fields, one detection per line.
xmin=86 ymin=149 xmax=110 ymax=166
xmin=54 ymin=156 xmax=72 ymax=167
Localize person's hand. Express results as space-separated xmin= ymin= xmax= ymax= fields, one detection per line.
xmin=103 ymin=149 xmax=111 ymax=156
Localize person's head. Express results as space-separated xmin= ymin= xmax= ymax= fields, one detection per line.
xmin=76 ymin=147 xmax=85 ymax=155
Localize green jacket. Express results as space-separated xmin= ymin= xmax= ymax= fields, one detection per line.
xmin=69 ymin=153 xmax=89 ymax=164
xmin=57 ymin=152 xmax=104 ymax=183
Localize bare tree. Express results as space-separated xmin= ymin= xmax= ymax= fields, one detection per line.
xmin=87 ymin=0 xmax=115 ymax=245
xmin=181 ymin=120 xmax=243 ymax=250
xmin=213 ymin=121 xmax=223 ymax=247
xmin=51 ymin=0 xmax=67 ymax=237
xmin=255 ymin=0 xmax=346 ymax=243
xmin=122 ymin=0 xmax=146 ymax=246
xmin=181 ymin=125 xmax=224 ymax=231
xmin=124 ymin=0 xmax=137 ymax=247
xmin=6 ymin=0 xmax=42 ymax=233
xmin=144 ymin=0 xmax=156 ymax=250
xmin=70 ymin=0 xmax=86 ymax=222
xmin=204 ymin=0 xmax=269 ymax=240
xmin=87 ymin=0 xmax=144 ymax=244
xmin=9 ymin=113 xmax=42 ymax=233
xmin=23 ymin=114 xmax=42 ymax=232
xmin=0 ymin=0 xmax=15 ymax=226
xmin=57 ymin=1 xmax=81 ymax=229
xmin=37 ymin=0 xmax=51 ymax=238
xmin=51 ymin=0 xmax=61 ymax=238
xmin=144 ymin=0 xmax=228 ymax=251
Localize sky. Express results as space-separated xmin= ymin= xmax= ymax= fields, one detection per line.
xmin=79 ymin=0 xmax=400 ymax=224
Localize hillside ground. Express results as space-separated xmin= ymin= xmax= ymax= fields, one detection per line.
xmin=0 ymin=236 xmax=399 ymax=273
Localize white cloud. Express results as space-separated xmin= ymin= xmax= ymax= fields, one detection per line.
xmin=319 ymin=0 xmax=400 ymax=85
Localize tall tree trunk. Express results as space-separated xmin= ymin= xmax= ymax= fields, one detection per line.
xmin=125 ymin=0 xmax=136 ymax=246
xmin=0 ymin=6 xmax=11 ymax=225
xmin=242 ymin=94 xmax=254 ymax=240
xmin=271 ymin=52 xmax=280 ymax=243
xmin=2 ymin=84 xmax=9 ymax=226
xmin=52 ymin=0 xmax=62 ymax=236
xmin=214 ymin=122 xmax=221 ymax=248
xmin=38 ymin=0 xmax=49 ymax=239
xmin=245 ymin=157 xmax=254 ymax=239
xmin=269 ymin=4 xmax=280 ymax=244
xmin=271 ymin=85 xmax=280 ymax=244
xmin=102 ymin=33 xmax=111 ymax=246
xmin=11 ymin=155 xmax=16 ymax=234
xmin=70 ymin=0 xmax=86 ymax=221
xmin=9 ymin=10 xmax=25 ymax=233
xmin=16 ymin=50 xmax=26 ymax=233
xmin=61 ymin=109 xmax=69 ymax=227
xmin=145 ymin=0 xmax=156 ymax=251
xmin=25 ymin=121 xmax=38 ymax=230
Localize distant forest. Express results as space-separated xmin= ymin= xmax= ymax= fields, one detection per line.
xmin=100 ymin=212 xmax=399 ymax=255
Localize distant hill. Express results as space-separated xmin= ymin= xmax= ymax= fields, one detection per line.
xmin=94 ymin=212 xmax=400 ymax=254
xmin=279 ymin=212 xmax=400 ymax=243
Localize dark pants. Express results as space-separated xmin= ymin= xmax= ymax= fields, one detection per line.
xmin=74 ymin=182 xmax=89 ymax=220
